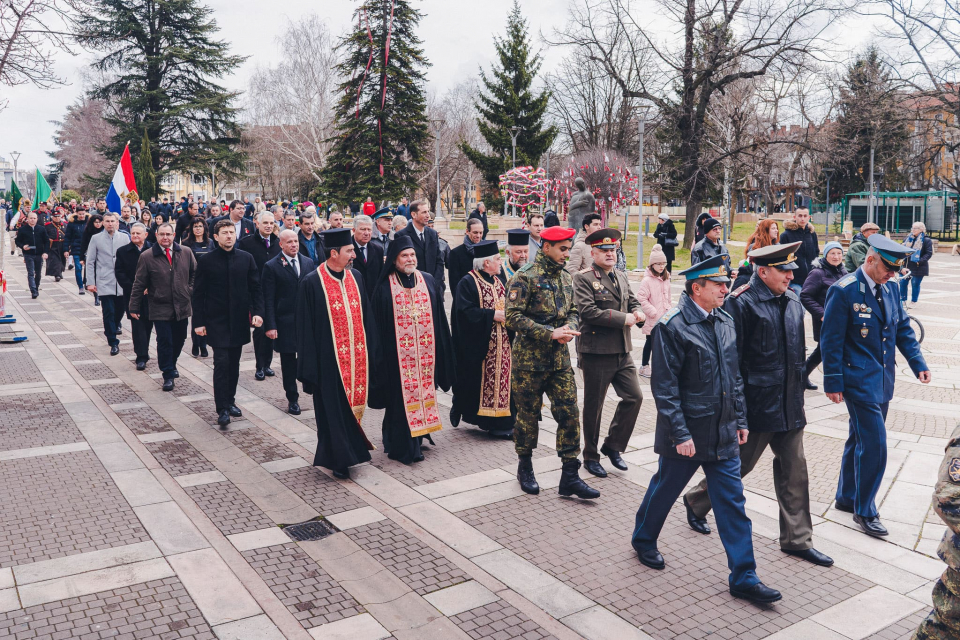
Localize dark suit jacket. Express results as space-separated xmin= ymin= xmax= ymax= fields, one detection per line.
xmin=397 ymin=224 xmax=445 ymax=291
xmin=237 ymin=233 xmax=281 ymax=273
xmin=192 ymin=247 xmax=263 ymax=348
xmin=262 ymin=252 xmax=312 ymax=353
xmin=115 ymin=241 xmax=151 ymax=317
xmin=351 ymin=239 xmax=383 ymax=296
xmin=210 ymin=215 xmax=255 ymax=241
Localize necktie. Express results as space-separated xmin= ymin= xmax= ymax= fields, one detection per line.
xmin=165 ymin=248 xmax=172 ymax=265
xmin=291 ymin=256 xmax=299 ymax=277
xmin=874 ymin=283 xmax=885 ymax=317
xmin=362 ymin=246 xmax=367 ymax=261
xmin=419 ymin=232 xmax=424 ymax=244
xmin=264 ymin=237 xmax=270 ymax=249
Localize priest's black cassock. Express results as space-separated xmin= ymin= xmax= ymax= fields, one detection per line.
xmin=452 ymin=270 xmax=515 ymax=436
xmin=296 ymin=265 xmax=378 ymax=470
xmin=369 ymin=237 xmax=455 ymax=464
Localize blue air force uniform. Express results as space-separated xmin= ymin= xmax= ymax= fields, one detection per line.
xmin=631 ymin=255 xmax=782 ymax=604
xmin=820 ymin=235 xmax=928 ymax=529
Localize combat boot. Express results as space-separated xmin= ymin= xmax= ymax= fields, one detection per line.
xmin=558 ymin=459 xmax=600 ymax=499
xmin=517 ymin=455 xmax=540 ymax=495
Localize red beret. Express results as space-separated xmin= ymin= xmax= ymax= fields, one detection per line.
xmin=540 ymin=226 xmax=576 ymax=242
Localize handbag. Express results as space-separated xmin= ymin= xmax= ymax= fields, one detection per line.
xmin=664 ymin=237 xmax=679 ymax=246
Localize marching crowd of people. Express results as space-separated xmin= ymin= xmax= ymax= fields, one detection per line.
xmin=2 ymin=194 xmax=937 ymax=609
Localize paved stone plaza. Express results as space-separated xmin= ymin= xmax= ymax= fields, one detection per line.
xmin=0 ymin=251 xmax=958 ymax=640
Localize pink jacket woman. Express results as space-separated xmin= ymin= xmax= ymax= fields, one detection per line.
xmin=636 ymin=267 xmax=672 ymax=335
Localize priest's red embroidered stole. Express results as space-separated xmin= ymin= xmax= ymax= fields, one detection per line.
xmin=318 ymin=265 xmax=369 ymax=426
xmin=470 ymin=271 xmax=511 ymax=417
xmin=389 ymin=271 xmax=442 ymax=438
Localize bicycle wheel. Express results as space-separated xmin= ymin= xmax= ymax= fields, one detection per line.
xmin=909 ymin=315 xmax=925 ymax=344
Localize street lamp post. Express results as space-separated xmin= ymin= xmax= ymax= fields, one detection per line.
xmin=3 ymin=151 xmax=21 ymax=273
xmin=431 ymin=119 xmax=444 ymax=220
xmin=502 ymin=150 xmax=510 ymax=217
xmin=635 ymin=106 xmax=649 ymax=270
xmin=823 ymin=167 xmax=835 ymax=231
xmin=509 ymin=126 xmax=523 ymax=218
xmin=543 ymin=150 xmax=550 ymax=211
xmin=868 ymin=146 xmax=875 ymax=224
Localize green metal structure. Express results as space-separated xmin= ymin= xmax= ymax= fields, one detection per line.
xmin=840 ymin=190 xmax=960 ymax=238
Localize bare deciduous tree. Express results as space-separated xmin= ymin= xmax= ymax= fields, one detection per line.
xmin=51 ymin=95 xmax=116 ymax=193
xmin=551 ymin=0 xmax=841 ymax=248
xmin=0 ymin=0 xmax=77 ymax=110
xmin=246 ymin=14 xmax=338 ymax=183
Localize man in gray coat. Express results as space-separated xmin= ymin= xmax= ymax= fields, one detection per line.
xmin=573 ymin=229 xmax=644 ymax=477
xmin=86 ymin=212 xmax=130 ymax=355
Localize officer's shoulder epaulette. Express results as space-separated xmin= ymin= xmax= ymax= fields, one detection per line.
xmin=659 ymin=307 xmax=681 ymax=325
xmin=730 ymin=283 xmax=751 ymax=298
xmin=836 ymin=274 xmax=856 ymax=288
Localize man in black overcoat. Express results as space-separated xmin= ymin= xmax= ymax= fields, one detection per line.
xmin=238 ymin=211 xmax=281 ymax=380
xmin=395 ymin=199 xmax=446 ymax=294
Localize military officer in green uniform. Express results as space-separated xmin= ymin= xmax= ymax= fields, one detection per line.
xmin=914 ymin=424 xmax=960 ymax=639
xmin=505 ymin=225 xmax=599 ymax=500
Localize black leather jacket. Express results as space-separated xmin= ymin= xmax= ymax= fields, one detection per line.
xmin=651 ymin=293 xmax=748 ymax=461
xmin=726 ymin=275 xmax=806 ymax=433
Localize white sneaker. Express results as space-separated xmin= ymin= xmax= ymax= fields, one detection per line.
xmin=640 ymin=365 xmax=651 ymax=378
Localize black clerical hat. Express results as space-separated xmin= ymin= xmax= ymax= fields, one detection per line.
xmin=749 ymin=241 xmax=801 ymax=270
xmin=321 ymin=228 xmax=351 ymax=249
xmin=473 ymin=240 xmax=499 ymax=259
xmin=507 ymin=229 xmax=530 ymax=246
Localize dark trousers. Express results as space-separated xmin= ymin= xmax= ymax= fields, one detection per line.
xmin=684 ymin=428 xmax=813 ymax=551
xmin=131 ymin=316 xmax=154 ymax=362
xmin=99 ymin=295 xmax=124 ymax=346
xmin=580 ymin=352 xmax=642 ymax=461
xmin=190 ymin=318 xmax=207 ymax=353
xmin=632 ymin=456 xmax=759 ymax=590
xmin=23 ymin=255 xmax=43 ymax=294
xmin=804 ymin=342 xmax=821 ymax=377
xmin=837 ymin=399 xmax=889 ymax=518
xmin=212 ymin=346 xmax=243 ymax=412
xmin=154 ymin=319 xmax=188 ymax=379
xmin=899 ymin=275 xmax=924 ymax=303
xmin=279 ymin=351 xmax=299 ymax=403
xmin=641 ymin=334 xmax=654 ymax=367
xmin=72 ymin=255 xmax=84 ymax=289
xmin=252 ymin=326 xmax=274 ymax=370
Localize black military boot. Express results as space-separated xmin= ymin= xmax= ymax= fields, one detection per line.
xmin=517 ymin=455 xmax=540 ymax=495
xmin=558 ymin=459 xmax=600 ymax=499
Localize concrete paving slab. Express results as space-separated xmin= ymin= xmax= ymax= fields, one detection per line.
xmin=176 ymin=470 xmax=228 ymax=487
xmin=110 ymin=468 xmax=172 ymax=507
xmin=308 ymin=613 xmax=390 ymax=640
xmin=897 ymin=452 xmax=943 ymax=487
xmin=260 ymin=456 xmax=309 ymax=473
xmin=398 ymin=501 xmax=502 ymax=558
xmin=763 ymin=619 xmax=847 ymax=639
xmin=0 ymin=588 xmax=20 ymax=614
xmin=350 ymin=464 xmax=428 ymax=507
xmin=73 ymin=419 xmax=123 ymax=445
xmin=415 ymin=469 xmax=514 ymax=499
xmin=18 ymin=558 xmax=175 ymax=608
xmin=434 ymin=481 xmax=526 ymax=512
xmin=62 ymin=401 xmax=106 ymax=423
xmin=326 ymin=506 xmax=386 ymax=531
xmin=804 ymin=538 xmax=928 ymax=594
xmin=363 ymin=591 xmax=442 ymax=632
xmin=299 ymin=533 xmax=362 ymax=564
xmin=561 ymin=605 xmax=654 ymax=640
xmin=137 ymin=431 xmax=184 ymax=443
xmin=907 ymin=582 xmax=936 ymax=607
xmin=90 ymin=441 xmax=145 ymax=472
xmin=882 ymin=480 xmax=936 ymax=525
xmin=133 ymin=501 xmax=210 ymax=555
xmin=168 ymin=548 xmax=262 ymax=626
xmin=391 ymin=616 xmax=473 ymax=640
xmin=811 ymin=585 xmax=924 ymax=639
xmin=524 ymin=581 xmax=593 ymax=618
xmin=321 ymin=549 xmax=385 ymax=583
xmin=0 ymin=568 xmax=12 ymax=590
xmin=422 ymin=580 xmax=498 ymax=617
xmin=0 ymin=441 xmax=90 ymax=460
xmin=14 ymin=542 xmax=163 ymax=585
xmin=472 ymin=549 xmax=557 ymax=591
xmin=339 ymin=569 xmax=410 ymax=605
xmin=227 ymin=527 xmax=290 ymax=552
xmin=213 ymin=614 xmax=287 ymax=640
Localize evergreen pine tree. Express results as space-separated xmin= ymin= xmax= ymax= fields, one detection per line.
xmin=137 ymin=129 xmax=157 ymax=202
xmin=462 ymin=1 xmax=556 ymax=199
xmin=74 ymin=0 xmax=245 ymax=195
xmin=321 ymin=0 xmax=430 ymax=202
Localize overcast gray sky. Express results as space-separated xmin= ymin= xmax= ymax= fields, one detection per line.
xmin=2 ymin=0 xmax=571 ymax=172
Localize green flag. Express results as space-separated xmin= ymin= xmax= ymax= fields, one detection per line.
xmin=32 ymin=169 xmax=51 ymax=211
xmin=10 ymin=180 xmax=22 ymax=211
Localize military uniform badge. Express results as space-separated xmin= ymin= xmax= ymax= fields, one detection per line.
xmin=949 ymin=458 xmax=960 ymax=483
xmin=860 ymin=326 xmax=869 ymax=338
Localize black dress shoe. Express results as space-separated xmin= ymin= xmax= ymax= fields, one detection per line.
xmin=192 ymin=344 xmax=200 ymax=357
xmin=288 ymin=402 xmax=301 ymax=415
xmin=332 ymin=468 xmax=350 ymax=479
xmin=217 ymin=410 xmax=231 ymax=427
xmin=264 ymin=368 xmax=275 ymax=377
xmin=199 ymin=347 xmax=209 ymax=358
xmin=833 ymin=501 xmax=854 ymax=513
xmin=803 ymin=378 xmax=818 ymax=391
xmin=162 ymin=379 xmax=174 ymax=392
xmin=136 ymin=361 xmax=146 ymax=371
xmin=449 ymin=406 xmax=461 ymax=427
xmin=730 ymin=582 xmax=782 ymax=604
xmin=255 ymin=368 xmax=265 ymax=381
xmin=110 ymin=344 xmax=120 ymax=356
xmin=782 ymin=548 xmax=834 ymax=567
xmin=636 ymin=549 xmax=665 ymax=570
xmin=854 ymin=514 xmax=889 ymax=537
xmin=116 ymin=327 xmax=122 ymax=335
xmin=227 ymin=404 xmax=243 ymax=417
xmin=600 ymin=444 xmax=628 ymax=471
xmin=583 ymin=459 xmax=607 ymax=478
xmin=94 ymin=298 xmax=100 ymax=306
xmin=31 ymin=292 xmax=38 ymax=299
xmin=172 ymin=369 xmax=179 ymax=378
xmin=684 ymin=496 xmax=711 ymax=535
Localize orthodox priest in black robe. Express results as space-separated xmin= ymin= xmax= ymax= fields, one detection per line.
xmin=369 ymin=235 xmax=455 ymax=464
xmin=296 ymin=228 xmax=378 ymax=479
xmin=451 ymin=240 xmax=515 ymax=436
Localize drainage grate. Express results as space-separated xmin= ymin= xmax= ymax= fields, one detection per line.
xmin=281 ymin=519 xmax=339 ymax=542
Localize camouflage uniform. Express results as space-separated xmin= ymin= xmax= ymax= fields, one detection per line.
xmin=505 ymin=250 xmax=581 ymax=462
xmin=914 ymin=424 xmax=960 ymax=639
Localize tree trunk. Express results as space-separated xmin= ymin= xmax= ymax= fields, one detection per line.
xmin=683 ymin=199 xmax=700 ymax=249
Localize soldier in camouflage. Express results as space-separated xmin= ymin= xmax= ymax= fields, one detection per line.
xmin=914 ymin=423 xmax=960 ymax=639
xmin=505 ymin=225 xmax=600 ymax=500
